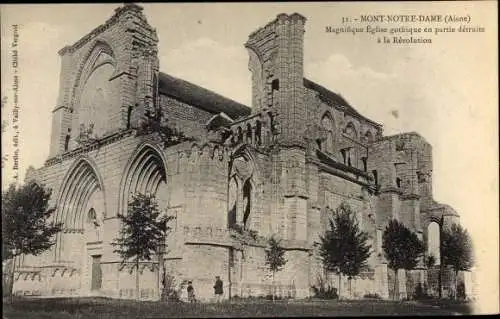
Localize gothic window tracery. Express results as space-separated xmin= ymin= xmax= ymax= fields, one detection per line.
xmin=228 ymin=177 xmax=238 ymax=227
xmin=237 ymin=127 xmax=243 ymax=143
xmin=77 ymin=62 xmax=118 ymax=138
xmin=255 ymin=121 xmax=262 ymax=145
xmin=228 ymin=154 xmax=256 ymax=231
xmin=242 ymin=179 xmax=252 ymax=230
xmin=344 ymin=122 xmax=357 ymax=139
xmin=320 ymin=114 xmax=334 ymax=153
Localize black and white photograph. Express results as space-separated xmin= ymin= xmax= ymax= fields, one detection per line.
xmin=1 ymin=1 xmax=498 ymax=317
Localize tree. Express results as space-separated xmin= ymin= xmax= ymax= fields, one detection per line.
xmin=264 ymin=235 xmax=287 ymax=302
xmin=317 ymin=202 xmax=372 ymax=298
xmin=137 ymin=109 xmax=192 ymax=149
xmin=2 ymin=181 xmax=62 ymax=299
xmin=441 ymin=223 xmax=474 ymax=300
xmin=382 ymin=219 xmax=424 ymax=300
xmin=112 ymin=193 xmax=175 ymax=300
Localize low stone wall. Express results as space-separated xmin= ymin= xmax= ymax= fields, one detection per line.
xmin=13 ymin=266 xmax=81 ymax=297
xmin=231 ymin=282 xmax=296 ymax=299
xmin=12 ymin=262 xmax=161 ymax=301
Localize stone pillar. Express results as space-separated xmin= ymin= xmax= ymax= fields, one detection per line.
xmin=49 ymin=49 xmax=74 ymax=157
xmin=236 ymin=184 xmax=244 ymax=227
xmin=375 ymin=263 xmax=389 ymax=299
xmin=285 ymin=250 xmax=309 ymax=298
xmin=251 ymin=125 xmax=256 ymax=145
xmin=397 ymin=269 xmax=407 ymax=300
xmin=463 ymin=270 xmax=473 ymax=299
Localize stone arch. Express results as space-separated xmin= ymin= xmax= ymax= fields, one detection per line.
xmin=230 ymin=144 xmax=258 ymax=180
xmin=228 ymin=146 xmax=262 ymax=230
xmin=255 ymin=120 xmax=262 ymax=145
xmin=189 ymin=143 xmax=200 ymax=163
xmin=427 ymin=221 xmax=441 ymax=266
xmin=54 ymin=157 xmax=106 ymax=260
xmin=211 ymin=145 xmax=220 ymax=160
xmin=227 ymin=176 xmax=239 ymax=227
xmin=320 ymin=112 xmax=335 ymax=152
xmin=364 ymin=130 xmax=374 ymax=143
xmin=247 ymin=47 xmax=264 ymax=110
xmin=118 ymin=142 xmax=168 ymax=217
xmin=71 ymin=40 xmax=117 ymax=110
xmin=242 ymin=178 xmax=253 ymax=230
xmin=344 ymin=121 xmax=358 ymax=139
xmin=69 ymin=39 xmax=126 ymax=141
xmin=246 ymin=123 xmax=253 ymax=144
xmin=56 ymin=157 xmax=106 ymax=228
xmin=237 ymin=126 xmax=243 ymax=143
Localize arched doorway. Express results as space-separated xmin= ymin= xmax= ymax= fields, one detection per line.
xmin=55 ymin=158 xmax=106 ymax=295
xmin=427 ymin=222 xmax=441 ymax=266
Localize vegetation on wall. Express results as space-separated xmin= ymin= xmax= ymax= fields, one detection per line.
xmin=136 ymin=109 xmax=192 ymax=148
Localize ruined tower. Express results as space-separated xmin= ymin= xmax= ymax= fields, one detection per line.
xmin=49 ymin=3 xmax=159 ymax=157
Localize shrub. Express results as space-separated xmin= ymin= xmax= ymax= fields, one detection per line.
xmin=363 ymin=293 xmax=382 ymax=299
xmin=264 ymin=294 xmax=285 ymax=301
xmin=412 ymin=283 xmax=433 ymax=301
xmin=161 ymin=273 xmax=185 ymax=302
xmin=311 ymin=285 xmax=338 ymax=300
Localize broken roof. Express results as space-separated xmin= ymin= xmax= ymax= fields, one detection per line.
xmin=303 ymin=78 xmax=382 ymax=127
xmin=158 ymin=72 xmax=251 ymax=119
xmin=158 ymin=72 xmax=380 ymax=128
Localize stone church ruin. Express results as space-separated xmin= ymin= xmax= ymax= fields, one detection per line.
xmin=13 ymin=4 xmax=471 ymax=301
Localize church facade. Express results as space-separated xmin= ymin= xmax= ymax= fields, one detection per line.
xmin=14 ymin=4 xmax=462 ymax=301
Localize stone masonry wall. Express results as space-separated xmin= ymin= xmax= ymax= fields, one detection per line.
xmin=50 ymin=4 xmax=158 ymax=157
xmin=159 ymin=94 xmax=214 ymax=138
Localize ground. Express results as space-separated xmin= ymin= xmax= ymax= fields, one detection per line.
xmin=3 ymin=297 xmax=474 ymax=318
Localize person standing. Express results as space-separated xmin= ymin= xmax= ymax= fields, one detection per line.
xmin=187 ymin=281 xmax=196 ymax=303
xmin=213 ymin=276 xmax=223 ymax=303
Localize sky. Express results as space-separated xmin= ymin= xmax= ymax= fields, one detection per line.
xmin=1 ymin=2 xmax=498 ymax=312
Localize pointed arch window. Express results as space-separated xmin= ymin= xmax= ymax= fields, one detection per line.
xmin=228 ymin=177 xmax=238 ymax=227
xmin=345 ymin=122 xmax=357 ymax=140
xmin=64 ymin=129 xmax=71 ymax=151
xmin=246 ymin=123 xmax=252 ymax=144
xmin=255 ymin=120 xmax=262 ymax=145
xmin=237 ymin=127 xmax=243 ymax=143
xmin=320 ymin=114 xmax=334 ymax=153
xmin=364 ymin=131 xmax=374 ymax=143
xmin=242 ymin=179 xmax=252 ymax=230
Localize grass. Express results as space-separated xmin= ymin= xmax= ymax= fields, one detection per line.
xmin=3 ymin=296 xmax=474 ymax=318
